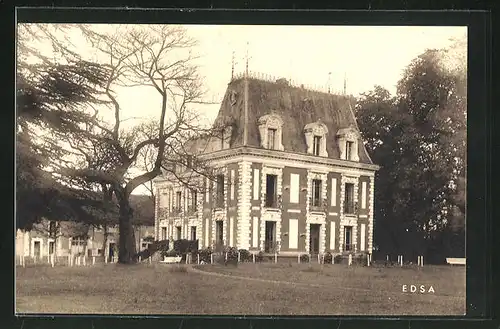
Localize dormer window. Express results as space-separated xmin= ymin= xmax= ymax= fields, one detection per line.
xmin=267 ymin=128 xmax=277 ymax=149
xmin=304 ymin=121 xmax=328 ymax=157
xmin=313 ymin=136 xmax=322 ymax=156
xmin=346 ymin=141 xmax=354 ymax=160
xmin=337 ymin=127 xmax=360 ymax=162
xmin=258 ymin=114 xmax=284 ymax=151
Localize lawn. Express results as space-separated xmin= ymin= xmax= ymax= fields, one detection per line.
xmin=16 ymin=262 xmax=466 ymax=316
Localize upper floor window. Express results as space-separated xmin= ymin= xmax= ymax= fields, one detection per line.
xmin=304 ymin=121 xmax=329 ymax=157
xmin=216 ymin=175 xmax=224 ymax=208
xmin=175 ymin=191 xmax=182 ymax=212
xmin=313 ymin=136 xmax=322 ymax=156
xmin=265 ymin=174 xmax=278 ymax=208
xmin=188 ymin=189 xmax=197 ymax=213
xmin=267 ymin=128 xmax=277 ymax=149
xmin=337 ymin=127 xmax=360 ymax=162
xmin=344 ymin=183 xmax=355 ymax=214
xmin=258 ymin=113 xmax=284 ymax=151
xmin=311 ymin=179 xmax=322 ymax=208
xmin=346 ymin=141 xmax=354 ymax=160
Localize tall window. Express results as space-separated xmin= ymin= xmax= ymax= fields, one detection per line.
xmin=265 ymin=174 xmax=278 ymax=208
xmin=175 ymin=191 xmax=182 ymax=212
xmin=311 ymin=179 xmax=322 ymax=208
xmin=190 ymin=226 xmax=197 ymax=241
xmin=313 ymin=136 xmax=322 ymax=156
xmin=346 ymin=141 xmax=354 ymax=160
xmin=176 ymin=226 xmax=182 ymax=240
xmin=189 ymin=189 xmax=197 ymax=212
xmin=344 ymin=226 xmax=353 ymax=251
xmin=267 ymin=128 xmax=277 ymax=149
xmin=344 ymin=183 xmax=355 ymax=214
xmin=186 ymin=155 xmax=193 ymax=168
xmin=161 ymin=227 xmax=167 ymax=240
xmin=216 ymin=175 xmax=224 ymax=208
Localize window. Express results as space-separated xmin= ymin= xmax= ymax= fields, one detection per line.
xmin=189 ymin=189 xmax=197 ymax=212
xmin=161 ymin=227 xmax=167 ymax=240
xmin=313 ymin=136 xmax=322 ymax=156
xmin=344 ymin=226 xmax=353 ymax=251
xmin=344 ymin=183 xmax=355 ymax=214
xmin=258 ymin=114 xmax=284 ymax=151
xmin=265 ymin=174 xmax=278 ymax=208
xmin=176 ymin=226 xmax=182 ymax=240
xmin=190 ymin=226 xmax=197 ymax=241
xmin=216 ymin=175 xmax=224 ymax=208
xmin=304 ymin=121 xmax=328 ymax=156
xmin=311 ymin=179 xmax=322 ymax=208
xmin=175 ymin=191 xmax=182 ymax=212
xmin=186 ymin=155 xmax=193 ymax=168
xmin=346 ymin=141 xmax=354 ymax=160
xmin=215 ymin=221 xmax=224 ymax=246
xmin=267 ymin=128 xmax=277 ymax=149
xmin=71 ymin=236 xmax=86 ymax=246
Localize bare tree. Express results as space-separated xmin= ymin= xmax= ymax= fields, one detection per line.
xmin=60 ymin=25 xmax=226 ymax=264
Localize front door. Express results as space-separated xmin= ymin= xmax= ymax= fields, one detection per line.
xmin=213 ymin=221 xmax=223 ymax=249
xmin=310 ymin=224 xmax=321 ymax=255
xmin=48 ymin=241 xmax=55 ymax=255
xmin=33 ymin=241 xmax=41 ymax=259
xmin=265 ymin=221 xmax=276 ymax=253
xmin=109 ymin=242 xmax=116 ymax=261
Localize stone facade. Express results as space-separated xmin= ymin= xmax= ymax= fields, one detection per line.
xmin=152 ymin=75 xmax=379 ymax=255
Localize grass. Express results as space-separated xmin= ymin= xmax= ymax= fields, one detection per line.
xmin=16 ymin=262 xmax=465 ymax=316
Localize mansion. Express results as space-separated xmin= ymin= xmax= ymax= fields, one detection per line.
xmin=153 ymin=73 xmax=379 ymax=255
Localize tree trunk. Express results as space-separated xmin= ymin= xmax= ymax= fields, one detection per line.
xmin=118 ymin=196 xmax=137 ymax=264
xmin=102 ymin=223 xmax=108 ymax=262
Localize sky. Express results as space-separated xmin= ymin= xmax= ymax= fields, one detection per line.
xmin=22 ymin=24 xmax=467 ymax=195
xmin=113 ymin=25 xmax=466 ymax=128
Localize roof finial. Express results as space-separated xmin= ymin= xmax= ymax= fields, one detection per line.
xmin=343 ymin=72 xmax=347 ymax=95
xmin=245 ymin=42 xmax=251 ymax=78
xmin=328 ymin=72 xmax=332 ymax=94
xmin=231 ymin=51 xmax=236 ymax=80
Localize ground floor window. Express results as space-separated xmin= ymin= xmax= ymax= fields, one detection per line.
xmin=215 ymin=221 xmax=223 ymax=246
xmin=190 ymin=226 xmax=197 ymax=241
xmin=344 ymin=226 xmax=353 ymax=251
xmin=176 ymin=226 xmax=182 ymax=240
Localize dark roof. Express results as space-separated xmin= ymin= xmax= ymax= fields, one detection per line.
xmin=187 ymin=76 xmax=373 ymax=165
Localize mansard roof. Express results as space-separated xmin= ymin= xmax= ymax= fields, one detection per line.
xmin=212 ymin=76 xmax=374 ymax=164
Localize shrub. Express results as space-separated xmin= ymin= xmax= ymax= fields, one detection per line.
xmin=198 ymin=247 xmax=213 ymax=264
xmin=225 ymin=247 xmax=239 ymax=262
xmin=300 ymin=254 xmax=310 ymax=263
xmin=323 ymin=252 xmax=333 ymax=264
xmin=333 ymin=255 xmax=343 ymax=264
xmin=353 ymin=253 xmax=368 ymax=266
xmin=161 ymin=249 xmax=179 ymax=258
xmin=238 ymin=249 xmax=252 ymax=262
xmin=173 ymin=239 xmax=199 ymax=254
xmin=256 ymin=251 xmax=265 ymax=262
